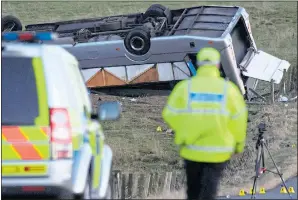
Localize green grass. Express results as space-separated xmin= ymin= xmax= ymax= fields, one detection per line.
xmin=2 ymin=1 xmax=297 ymax=196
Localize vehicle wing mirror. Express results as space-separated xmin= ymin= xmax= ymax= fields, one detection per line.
xmin=97 ymin=101 xmax=121 ymax=121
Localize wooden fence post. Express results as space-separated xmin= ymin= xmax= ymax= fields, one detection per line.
xmin=132 ymin=173 xmax=139 ymax=199
xmin=276 ymin=69 xmax=287 ymax=98
xmin=137 ymin=173 xmax=145 ymax=198
xmin=170 ymin=171 xmax=177 ymax=191
xmin=148 ymin=173 xmax=157 ymax=196
xmin=270 ymin=79 xmax=275 ymax=104
xmin=163 ymin=172 xmax=172 ymax=192
xmin=127 ymin=173 xmax=133 ymax=199
xmin=121 ymin=173 xmax=127 ymax=199
xmin=282 ymin=69 xmax=287 ymax=95
xmin=287 ymin=65 xmax=292 ymax=93
xmin=144 ymin=173 xmax=151 ymax=197
xmin=157 ymin=172 xmax=166 ymax=194
xmin=112 ymin=170 xmax=121 ymax=199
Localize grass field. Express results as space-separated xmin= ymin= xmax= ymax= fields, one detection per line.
xmin=2 ymin=1 xmax=297 ymax=197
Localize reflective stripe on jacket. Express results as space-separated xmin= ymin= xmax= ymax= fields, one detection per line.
xmin=162 ymin=66 xmax=248 ymax=163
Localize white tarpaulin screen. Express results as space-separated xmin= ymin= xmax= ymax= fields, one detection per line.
xmin=242 ymin=50 xmax=290 ymax=84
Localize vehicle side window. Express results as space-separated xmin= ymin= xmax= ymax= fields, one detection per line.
xmin=2 ymin=56 xmax=39 ymax=125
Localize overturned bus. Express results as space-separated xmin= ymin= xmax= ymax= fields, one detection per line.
xmin=2 ymin=4 xmax=290 ymax=100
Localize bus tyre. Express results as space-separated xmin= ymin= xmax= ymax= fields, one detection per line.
xmin=124 ymin=26 xmax=151 ymax=56
xmin=2 ymin=15 xmax=22 ymax=32
xmin=143 ymin=4 xmax=172 ymax=24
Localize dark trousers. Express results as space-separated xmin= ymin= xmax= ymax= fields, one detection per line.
xmin=184 ymin=159 xmax=228 ymax=200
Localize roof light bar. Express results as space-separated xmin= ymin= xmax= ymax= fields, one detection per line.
xmin=2 ymin=32 xmax=57 ymax=42
xmin=19 ymin=32 xmax=34 ymax=41
xmin=35 ymin=32 xmax=58 ymax=41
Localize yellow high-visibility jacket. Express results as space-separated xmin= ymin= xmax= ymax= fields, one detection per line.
xmin=162 ymin=66 xmax=248 ymax=163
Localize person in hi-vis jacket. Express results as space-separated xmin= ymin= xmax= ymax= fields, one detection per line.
xmin=162 ymin=47 xmax=248 ymax=200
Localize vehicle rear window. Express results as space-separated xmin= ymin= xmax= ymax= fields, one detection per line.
xmin=2 ymin=56 xmax=39 ymax=125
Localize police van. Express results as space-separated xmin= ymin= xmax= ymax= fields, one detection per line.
xmin=1 ymin=32 xmax=121 ymax=199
